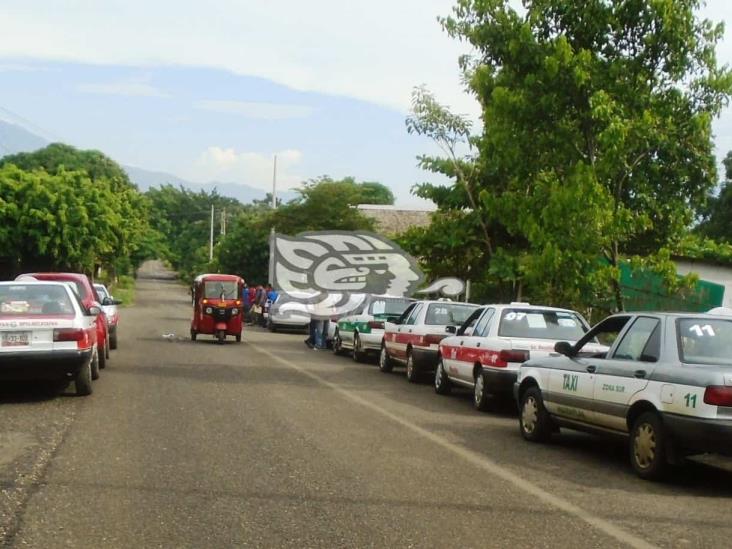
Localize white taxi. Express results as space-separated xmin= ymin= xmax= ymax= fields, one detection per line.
xmin=516 ymin=312 xmax=732 ymax=479
xmin=437 ymin=303 xmax=600 ymax=411
xmin=0 ymin=281 xmax=101 ymax=395
xmin=381 ymin=299 xmax=480 ymax=382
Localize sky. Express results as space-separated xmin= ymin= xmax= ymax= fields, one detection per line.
xmin=0 ymin=0 xmax=731 ymax=206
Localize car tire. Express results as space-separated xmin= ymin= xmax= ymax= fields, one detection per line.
xmin=91 ymin=348 xmax=100 ymax=381
xmin=105 ymin=337 xmax=110 ymax=360
xmin=473 ymin=370 xmax=496 ymax=412
xmin=519 ymin=387 xmax=553 ymax=442
xmin=630 ymin=411 xmax=669 ymax=480
xmin=406 ymin=351 xmax=420 ymax=383
xmin=379 ymin=344 xmax=394 ymax=373
xmin=353 ymin=334 xmax=366 ymax=363
xmin=98 ymin=340 xmax=107 ymax=369
xmin=332 ymin=331 xmax=344 ymax=356
xmin=110 ymin=331 xmax=118 ymax=350
xmin=434 ymin=358 xmax=451 ymax=395
xmin=75 ymin=358 xmax=93 ymax=396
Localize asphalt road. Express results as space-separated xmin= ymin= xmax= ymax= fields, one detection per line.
xmin=1 ymin=263 xmax=731 ymax=548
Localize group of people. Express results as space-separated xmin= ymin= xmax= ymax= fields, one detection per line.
xmin=242 ymin=283 xmax=278 ymax=326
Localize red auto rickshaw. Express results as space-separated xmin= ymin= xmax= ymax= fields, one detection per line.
xmin=190 ymin=274 xmax=244 ymax=344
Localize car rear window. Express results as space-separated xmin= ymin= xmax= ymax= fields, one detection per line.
xmin=95 ymin=285 xmax=110 ymax=299
xmin=204 ymin=281 xmax=238 ymax=299
xmin=369 ymin=298 xmax=412 ymax=317
xmin=677 ymin=318 xmax=732 ymax=366
xmin=0 ymin=284 xmax=76 ymax=316
xmin=498 ymin=309 xmax=587 ymax=340
xmin=425 ymin=303 xmax=478 ymax=326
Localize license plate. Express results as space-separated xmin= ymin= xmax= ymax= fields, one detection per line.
xmin=2 ymin=332 xmax=30 ymax=347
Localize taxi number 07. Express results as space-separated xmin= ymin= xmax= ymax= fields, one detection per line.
xmin=2 ymin=332 xmax=30 ymax=346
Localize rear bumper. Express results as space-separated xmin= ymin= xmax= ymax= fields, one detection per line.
xmin=0 ymin=349 xmax=92 ymax=380
xmin=481 ymin=368 xmax=518 ymax=396
xmin=411 ymin=347 xmax=439 ymax=372
xmin=359 ymin=332 xmax=384 ymax=352
xmin=662 ymin=413 xmax=732 ymax=456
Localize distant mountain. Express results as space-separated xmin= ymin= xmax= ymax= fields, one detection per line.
xmin=123 ymin=164 xmax=298 ymax=204
xmin=0 ymin=120 xmax=48 ymax=156
xmin=0 ymin=120 xmax=297 ymax=205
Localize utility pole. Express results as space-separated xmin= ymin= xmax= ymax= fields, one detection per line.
xmin=220 ymin=208 xmax=226 ymax=236
xmin=271 ymin=154 xmax=278 ymax=209
xmin=209 ymin=204 xmax=214 ymax=262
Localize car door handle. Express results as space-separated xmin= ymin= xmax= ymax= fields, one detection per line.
xmin=476 ymin=342 xmax=481 ymax=347
xmin=586 ymin=365 xmax=596 ymax=373
xmin=408 ymin=329 xmax=412 ymax=333
xmin=634 ymin=370 xmax=647 ymax=379
xmin=460 ymin=341 xmax=464 ymax=345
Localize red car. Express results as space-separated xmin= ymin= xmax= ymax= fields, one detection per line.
xmin=18 ymin=273 xmax=110 ymax=369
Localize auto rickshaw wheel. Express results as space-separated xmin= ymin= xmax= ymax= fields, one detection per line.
xmin=235 ymin=333 xmax=241 ymax=343
xmin=217 ymin=330 xmax=225 ymax=344
xmin=190 ymin=330 xmax=197 ymax=341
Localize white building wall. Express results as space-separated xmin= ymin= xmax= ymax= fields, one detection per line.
xmin=674 ymin=259 xmax=732 ymax=308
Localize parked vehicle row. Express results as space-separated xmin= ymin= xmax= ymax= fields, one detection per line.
xmin=0 ymin=273 xmax=122 ymax=396
xmin=320 ymin=294 xmax=732 ymax=480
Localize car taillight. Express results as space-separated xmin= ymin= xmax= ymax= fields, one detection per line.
xmin=53 ymin=328 xmax=89 ymax=349
xmin=368 ymin=320 xmax=384 ymax=329
xmin=421 ymin=334 xmax=447 ymax=345
xmin=704 ymin=386 xmax=732 ymax=407
xmin=487 ymin=349 xmax=530 ymax=367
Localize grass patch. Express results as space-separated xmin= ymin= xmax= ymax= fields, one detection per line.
xmin=109 ymin=275 xmax=136 ymax=307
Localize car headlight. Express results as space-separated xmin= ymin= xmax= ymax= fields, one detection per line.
xmin=205 ymin=307 xmax=213 ymax=314
xmin=231 ymin=308 xmax=239 ymax=315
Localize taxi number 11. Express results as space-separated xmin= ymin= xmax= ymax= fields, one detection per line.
xmin=683 ymin=393 xmax=698 ymax=409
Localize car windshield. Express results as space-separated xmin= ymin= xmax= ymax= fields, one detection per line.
xmin=425 ymin=303 xmax=478 ymax=326
xmin=94 ymin=285 xmax=110 ymax=299
xmin=678 ymin=318 xmax=732 ymax=366
xmin=369 ymin=298 xmax=412 ymax=316
xmin=498 ymin=309 xmax=587 ymax=340
xmin=203 ymin=281 xmax=238 ymax=299
xmin=0 ymin=284 xmax=75 ymax=316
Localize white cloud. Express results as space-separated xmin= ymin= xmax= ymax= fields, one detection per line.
xmin=0 ymin=63 xmax=53 ymax=72
xmin=0 ymin=0 xmax=480 ymax=116
xmin=77 ymin=76 xmax=169 ymax=97
xmin=195 ymin=100 xmax=313 ymax=120
xmin=189 ymin=146 xmax=304 ymax=190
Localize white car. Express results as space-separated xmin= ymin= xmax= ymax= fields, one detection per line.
xmin=333 ymin=295 xmax=414 ymax=362
xmin=0 ymin=280 xmax=101 ymax=395
xmin=516 ymin=312 xmax=732 ymax=479
xmin=267 ymin=292 xmax=312 ymax=332
xmin=94 ymin=283 xmax=121 ymax=349
xmin=436 ymin=303 xmax=603 ymax=411
xmin=381 ymin=299 xmax=480 ymax=382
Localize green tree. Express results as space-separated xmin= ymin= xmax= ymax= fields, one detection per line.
xmin=698 ymin=150 xmax=732 ymax=243
xmin=439 ymin=0 xmax=731 ymax=311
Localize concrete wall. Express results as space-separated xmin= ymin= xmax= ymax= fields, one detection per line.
xmin=675 ymin=259 xmax=732 ymax=308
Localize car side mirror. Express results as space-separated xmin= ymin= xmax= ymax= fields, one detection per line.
xmin=445 ymin=325 xmax=457 ymax=334
xmin=554 ymin=341 xmax=575 ymax=357
xmin=88 ymin=305 xmax=102 ymax=316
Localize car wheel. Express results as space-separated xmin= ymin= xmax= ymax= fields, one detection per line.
xmin=353 ymin=334 xmax=366 ymax=362
xmin=406 ymin=351 xmax=420 ymax=383
xmin=332 ymin=331 xmax=344 ymax=355
xmin=434 ymin=358 xmax=451 ymax=395
xmin=190 ymin=330 xmax=197 ymax=341
xmin=110 ymin=331 xmax=118 ymax=350
xmin=75 ymin=358 xmax=93 ymax=396
xmin=91 ymin=348 xmax=100 ymax=380
xmin=630 ymin=412 xmax=669 ymax=480
xmin=519 ymin=387 xmax=552 ymax=442
xmin=379 ymin=345 xmax=393 ymax=373
xmin=105 ymin=337 xmax=110 ymax=360
xmin=98 ymin=340 xmax=107 ymax=369
xmin=473 ymin=370 xmax=495 ymax=412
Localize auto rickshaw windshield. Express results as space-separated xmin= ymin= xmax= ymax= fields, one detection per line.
xmin=203 ymin=281 xmax=238 ymax=299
